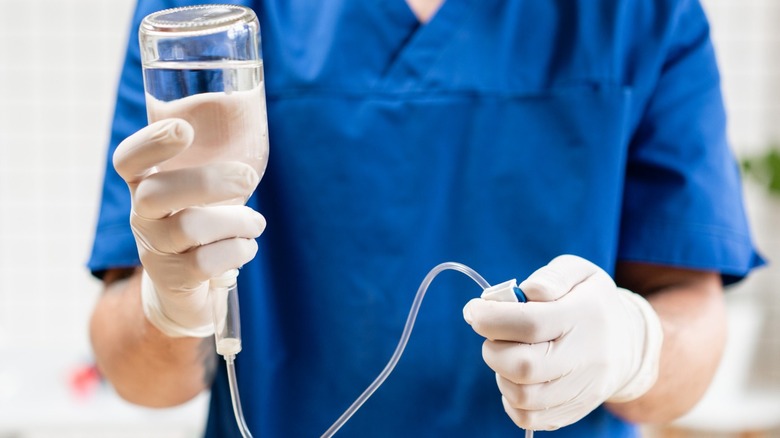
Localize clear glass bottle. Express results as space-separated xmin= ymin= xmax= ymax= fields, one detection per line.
xmin=138 ymin=5 xmax=268 ymax=177
xmin=139 ymin=5 xmax=267 ymax=363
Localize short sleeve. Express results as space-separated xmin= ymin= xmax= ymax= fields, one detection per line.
xmin=618 ymin=0 xmax=764 ymax=284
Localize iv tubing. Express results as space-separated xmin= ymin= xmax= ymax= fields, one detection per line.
xmin=322 ymin=262 xmax=535 ymax=438
xmin=211 ymin=271 xmax=254 ymax=438
xmin=225 ymin=354 xmax=254 ymax=438
xmin=212 ymin=263 xmax=532 ymax=438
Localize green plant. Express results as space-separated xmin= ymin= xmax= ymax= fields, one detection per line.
xmin=741 ymin=145 xmax=780 ymax=196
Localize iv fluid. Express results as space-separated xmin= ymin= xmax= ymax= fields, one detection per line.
xmin=218 ymin=338 xmax=242 ymax=356
xmin=143 ymin=61 xmax=269 ymax=177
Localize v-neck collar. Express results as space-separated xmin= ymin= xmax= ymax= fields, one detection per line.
xmin=401 ymin=0 xmax=446 ymax=25
xmin=375 ymin=0 xmax=474 ymax=90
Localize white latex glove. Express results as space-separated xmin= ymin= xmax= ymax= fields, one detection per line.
xmin=463 ymin=255 xmax=664 ymax=431
xmin=113 ymin=118 xmax=265 ymax=338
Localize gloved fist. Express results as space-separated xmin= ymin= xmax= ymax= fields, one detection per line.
xmin=463 ymin=255 xmax=664 ymax=431
xmin=113 ymin=118 xmax=265 ymax=338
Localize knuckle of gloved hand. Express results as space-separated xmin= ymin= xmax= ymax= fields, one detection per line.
xmin=500 ymin=382 xmax=531 ymax=410
xmin=148 ymin=118 xmax=193 ymax=146
xmin=591 ymin=268 xmax=616 ymax=290
xmin=132 ymin=178 xmax=168 ymax=217
xmin=170 ymin=208 xmax=211 ymax=248
xmin=509 ymin=358 xmax=537 ymax=384
xmin=192 ymin=238 xmax=258 ymax=278
xmin=245 ymin=207 xmax=267 ymax=236
xmin=484 ymin=342 xmax=535 ymax=384
xmin=520 ymin=271 xmax=569 ymax=302
xmin=208 ymin=162 xmax=260 ymax=196
xmin=218 ymin=206 xmax=266 ymax=238
xmin=234 ymin=237 xmax=259 ymax=263
xmin=523 ymin=318 xmax=548 ymax=341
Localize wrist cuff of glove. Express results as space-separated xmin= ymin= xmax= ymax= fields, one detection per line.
xmin=608 ymin=288 xmax=664 ymax=403
xmin=141 ymin=271 xmax=215 ymax=338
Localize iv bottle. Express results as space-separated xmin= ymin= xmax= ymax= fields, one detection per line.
xmin=138 ymin=5 xmax=268 ymax=177
xmin=138 ymin=6 xmax=267 ymax=359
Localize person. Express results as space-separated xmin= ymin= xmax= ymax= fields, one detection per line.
xmin=88 ymin=0 xmax=764 ymax=436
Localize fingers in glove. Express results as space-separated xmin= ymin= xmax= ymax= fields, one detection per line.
xmin=501 ymin=393 xmax=594 ymax=431
xmin=482 ymin=340 xmax=572 ymax=385
xmin=464 ymin=298 xmax=573 ymax=343
xmin=133 ymin=161 xmax=260 ymax=219
xmin=190 ymin=237 xmax=259 ymax=279
xmin=142 ymin=237 xmax=259 ymax=290
xmin=114 ymin=119 xmax=194 ymax=183
xmin=496 ymin=373 xmax=588 ymax=412
xmin=132 ymin=205 xmax=266 ymax=254
xmin=519 ymin=254 xmax=607 ymax=302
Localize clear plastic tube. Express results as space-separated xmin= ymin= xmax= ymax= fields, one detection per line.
xmin=225 ymin=354 xmax=253 ymax=438
xmin=211 ymin=270 xmax=253 ymax=438
xmin=211 ymin=270 xmax=243 ymax=356
xmin=321 ymin=262 xmax=532 ymax=437
xmin=211 ymin=263 xmax=532 ymax=438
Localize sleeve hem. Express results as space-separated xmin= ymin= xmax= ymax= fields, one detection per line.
xmin=618 ymin=219 xmax=766 ymax=285
xmin=87 ymin=224 xmax=140 ymax=278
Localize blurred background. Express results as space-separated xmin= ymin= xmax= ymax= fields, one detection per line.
xmin=0 ymin=0 xmax=778 ymax=437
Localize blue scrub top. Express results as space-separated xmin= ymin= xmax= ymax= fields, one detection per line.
xmin=90 ymin=0 xmax=763 ymax=436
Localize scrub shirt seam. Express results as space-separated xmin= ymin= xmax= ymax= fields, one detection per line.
xmin=265 ymin=82 xmax=630 ymax=100
xmin=621 ymin=220 xmax=755 ymax=252
xmin=619 ymin=225 xmax=759 ymax=272
xmin=623 ymin=217 xmax=753 ymax=245
xmin=616 ymin=253 xmax=755 ymax=276
xmin=415 ymin=1 xmax=476 ymax=86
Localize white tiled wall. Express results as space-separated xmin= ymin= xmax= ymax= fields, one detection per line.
xmin=0 ymin=0 xmax=778 ymax=436
xmin=0 ymin=0 xmax=135 ymax=351
xmin=0 ymin=1 xmax=208 ymax=436
xmin=704 ymin=0 xmax=780 ymax=154
xmin=702 ymin=0 xmax=780 ymax=387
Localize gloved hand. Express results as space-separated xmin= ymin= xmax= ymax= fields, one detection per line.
xmin=463 ymin=255 xmax=664 ymax=430
xmin=113 ymin=118 xmax=265 ymax=338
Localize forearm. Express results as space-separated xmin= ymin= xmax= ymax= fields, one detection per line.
xmin=89 ymin=268 xmax=216 ymax=407
xmin=606 ymin=263 xmax=726 ymax=423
